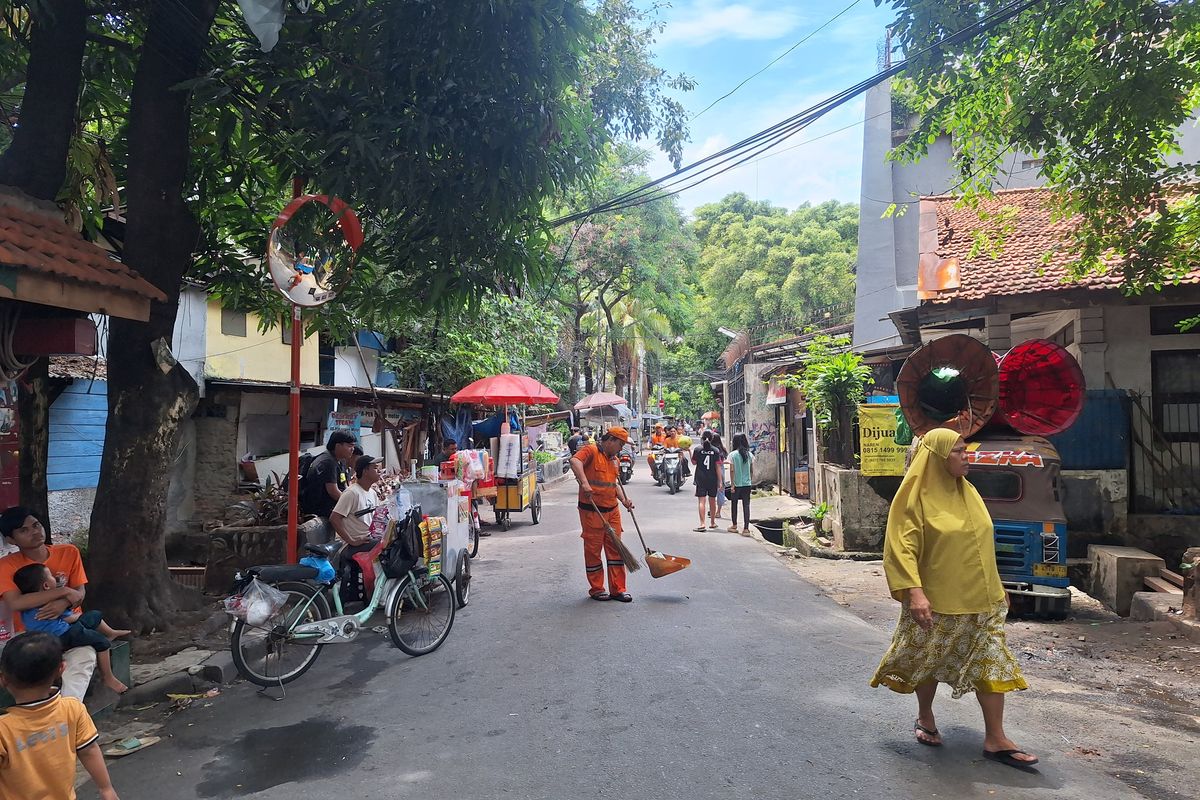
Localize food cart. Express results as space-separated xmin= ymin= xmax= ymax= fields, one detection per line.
xmin=450 ymin=374 xmax=559 ymax=531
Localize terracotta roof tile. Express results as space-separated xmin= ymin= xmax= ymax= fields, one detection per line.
xmin=923 ymin=187 xmax=1200 ymax=304
xmin=0 ymin=200 xmax=166 ymax=303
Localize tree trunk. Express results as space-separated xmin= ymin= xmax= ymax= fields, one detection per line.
xmin=567 ymin=306 xmax=584 ymax=406
xmin=583 ymin=359 xmax=594 ymax=395
xmin=0 ymin=0 xmax=87 ymax=200
xmin=17 ymin=358 xmax=59 ymax=543
xmin=86 ymin=0 xmax=217 ymax=632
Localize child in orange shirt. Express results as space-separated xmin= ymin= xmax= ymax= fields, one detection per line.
xmin=0 ymin=632 xmax=119 ymax=800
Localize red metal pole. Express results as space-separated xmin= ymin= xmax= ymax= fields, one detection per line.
xmin=286 ymin=175 xmax=303 ymax=563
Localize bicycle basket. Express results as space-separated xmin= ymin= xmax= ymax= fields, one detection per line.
xmin=380 ymin=505 xmax=423 ymax=579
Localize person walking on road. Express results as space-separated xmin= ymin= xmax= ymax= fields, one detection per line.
xmin=870 ymin=428 xmax=1037 ymax=769
xmin=570 ymin=427 xmax=636 ymax=603
xmin=709 ymin=433 xmax=728 ymax=520
xmin=727 ymin=434 xmax=753 ymax=534
xmin=691 ymin=432 xmax=720 ymax=531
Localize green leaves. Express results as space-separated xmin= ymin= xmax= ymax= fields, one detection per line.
xmin=885 ymin=0 xmax=1200 ymax=290
xmin=782 ymin=335 xmax=872 ymax=426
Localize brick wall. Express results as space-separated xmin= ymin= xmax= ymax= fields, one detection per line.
xmin=191 ymin=389 xmax=242 ymax=524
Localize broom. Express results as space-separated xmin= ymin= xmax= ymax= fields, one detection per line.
xmin=588 ymin=499 xmax=642 ymax=572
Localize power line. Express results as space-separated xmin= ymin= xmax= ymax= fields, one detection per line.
xmin=549 ymin=0 xmax=1048 ymax=227
xmin=689 ymin=0 xmax=865 ymax=121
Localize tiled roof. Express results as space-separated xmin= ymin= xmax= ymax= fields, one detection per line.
xmin=923 ymin=187 xmax=1200 ymax=304
xmin=0 ymin=197 xmax=167 ymax=303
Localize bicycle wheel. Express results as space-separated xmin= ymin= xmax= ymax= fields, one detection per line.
xmin=530 ymin=490 xmax=542 ymax=525
xmin=230 ymin=581 xmax=330 ymax=687
xmin=467 ymin=510 xmax=480 ymax=558
xmin=388 ymin=573 xmax=456 ymax=656
xmin=455 ymin=551 xmax=471 ymax=609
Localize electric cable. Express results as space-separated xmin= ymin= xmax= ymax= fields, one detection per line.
xmin=549 ymin=0 xmax=1048 ymax=227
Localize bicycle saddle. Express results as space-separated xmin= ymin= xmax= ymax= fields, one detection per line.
xmin=304 ymin=542 xmax=340 ymax=558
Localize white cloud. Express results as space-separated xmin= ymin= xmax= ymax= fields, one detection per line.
xmin=659 ymin=2 xmax=803 ymax=47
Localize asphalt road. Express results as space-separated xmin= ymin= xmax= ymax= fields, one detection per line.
xmin=105 ymin=470 xmax=1139 ymax=800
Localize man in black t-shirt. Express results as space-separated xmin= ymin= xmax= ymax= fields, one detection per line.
xmin=303 ymin=431 xmax=357 ymax=540
xmin=567 ymin=428 xmax=583 ymax=455
xmin=691 ymin=433 xmax=720 ymax=531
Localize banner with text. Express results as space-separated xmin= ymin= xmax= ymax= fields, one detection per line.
xmin=857 ymin=404 xmax=907 ymax=477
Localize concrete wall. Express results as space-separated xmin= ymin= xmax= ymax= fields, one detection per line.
xmin=191 ymin=389 xmax=242 ymax=525
xmin=818 ymin=464 xmax=898 ymax=553
xmin=1061 ymin=469 xmax=1128 ymax=538
xmin=333 ymin=345 xmax=378 ymax=389
xmin=47 ymin=488 xmax=95 ymax=539
xmin=744 ymin=361 xmax=780 ymax=485
xmin=204 ymin=300 xmax=319 ymax=383
xmin=1125 ymin=515 xmax=1200 ymax=572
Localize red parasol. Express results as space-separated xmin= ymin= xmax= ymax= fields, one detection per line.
xmin=451 ymin=374 xmax=559 ymax=406
xmin=574 ymin=391 xmax=626 ymax=410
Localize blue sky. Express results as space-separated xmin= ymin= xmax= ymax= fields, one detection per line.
xmin=635 ymin=0 xmax=898 ymax=214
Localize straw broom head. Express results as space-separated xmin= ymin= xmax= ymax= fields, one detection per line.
xmin=606 ymin=527 xmax=642 ymax=572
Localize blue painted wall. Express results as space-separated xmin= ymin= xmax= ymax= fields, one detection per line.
xmin=48 ymin=381 xmax=107 ymax=491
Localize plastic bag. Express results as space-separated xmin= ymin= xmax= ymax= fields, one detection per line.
xmin=223 ymin=577 xmax=288 ymax=626
xmin=894 ymin=407 xmax=913 ymax=446
xmin=299 ymin=555 xmax=336 ymax=582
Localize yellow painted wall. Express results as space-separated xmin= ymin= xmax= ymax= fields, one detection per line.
xmin=204 ymin=300 xmax=319 ymax=383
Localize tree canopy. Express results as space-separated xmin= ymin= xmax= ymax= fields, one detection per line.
xmin=691 ymin=193 xmax=857 ymax=339
xmin=884 ymin=0 xmax=1200 ymax=291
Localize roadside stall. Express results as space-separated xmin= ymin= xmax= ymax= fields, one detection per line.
xmin=450 ymin=374 xmax=559 ymax=531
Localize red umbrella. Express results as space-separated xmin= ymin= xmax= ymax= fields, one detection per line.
xmin=574 ymin=391 xmax=626 ymax=410
xmin=451 ymin=374 xmax=559 ymax=406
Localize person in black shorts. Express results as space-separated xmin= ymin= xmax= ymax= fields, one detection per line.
xmin=692 ymin=431 xmax=720 ymax=531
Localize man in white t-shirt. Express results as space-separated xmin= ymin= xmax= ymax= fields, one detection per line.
xmin=331 ymin=455 xmax=383 ymax=560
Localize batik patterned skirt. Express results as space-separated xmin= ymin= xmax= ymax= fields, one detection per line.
xmin=870 ymin=602 xmax=1028 ymax=699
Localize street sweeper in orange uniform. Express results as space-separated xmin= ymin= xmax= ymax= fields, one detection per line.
xmin=571 ymin=427 xmax=637 ymax=603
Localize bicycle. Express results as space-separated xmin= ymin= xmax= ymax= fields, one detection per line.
xmin=229 ymin=519 xmax=456 ymax=687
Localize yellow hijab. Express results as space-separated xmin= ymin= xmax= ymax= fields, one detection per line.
xmin=882 ymin=427 xmax=1005 ymax=614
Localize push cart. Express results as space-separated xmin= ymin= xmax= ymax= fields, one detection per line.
xmin=450 ymin=373 xmax=557 ymax=532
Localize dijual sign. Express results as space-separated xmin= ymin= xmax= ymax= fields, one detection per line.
xmin=858 ymin=404 xmax=907 ymax=477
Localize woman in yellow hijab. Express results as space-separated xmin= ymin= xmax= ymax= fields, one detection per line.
xmin=871 ymin=428 xmax=1037 ymax=769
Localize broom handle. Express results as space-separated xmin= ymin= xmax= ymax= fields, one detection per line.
xmin=626 ymin=507 xmax=651 ymax=554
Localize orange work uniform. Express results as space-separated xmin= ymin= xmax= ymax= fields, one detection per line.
xmin=574 ymin=443 xmax=627 ymax=597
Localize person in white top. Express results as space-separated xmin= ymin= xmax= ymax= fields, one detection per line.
xmin=331 ymin=455 xmax=383 ymax=560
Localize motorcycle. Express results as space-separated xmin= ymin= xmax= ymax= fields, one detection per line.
xmin=618 ymin=451 xmax=634 ymax=485
xmin=660 ymin=447 xmax=683 ymax=495
xmin=648 ymin=445 xmax=664 ymax=485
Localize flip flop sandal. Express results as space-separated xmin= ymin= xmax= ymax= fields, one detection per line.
xmin=610 ymin=592 xmax=633 ymax=603
xmin=983 ymin=749 xmax=1039 ymax=769
xmin=914 ymin=720 xmax=942 ymax=747
xmin=590 ymin=592 xmax=610 ymax=601
xmin=693 ymin=526 xmax=707 ymax=532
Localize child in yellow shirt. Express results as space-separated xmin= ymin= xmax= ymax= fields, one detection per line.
xmin=0 ymin=632 xmax=119 ymax=800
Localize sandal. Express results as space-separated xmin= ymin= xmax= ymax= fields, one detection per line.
xmin=590 ymin=592 xmax=610 ymax=601
xmin=914 ymin=720 xmax=942 ymax=747
xmin=693 ymin=526 xmax=707 ymax=532
xmin=983 ymin=749 xmax=1039 ymax=769
xmin=727 ymin=525 xmax=739 ymax=533
xmin=610 ymin=592 xmax=633 ymax=603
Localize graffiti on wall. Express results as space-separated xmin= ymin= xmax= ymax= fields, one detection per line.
xmin=748 ymin=422 xmax=777 ymax=454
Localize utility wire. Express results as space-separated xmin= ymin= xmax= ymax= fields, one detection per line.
xmin=549 ymin=0 xmax=1047 ymax=227
xmin=689 ymin=0 xmax=865 ymax=121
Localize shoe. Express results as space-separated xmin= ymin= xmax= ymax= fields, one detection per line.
xmin=590 ymin=592 xmax=610 ymax=601
xmin=610 ymin=592 xmax=633 ymax=603
xmin=727 ymin=525 xmax=739 ymax=533
xmin=740 ymin=528 xmax=751 ymax=536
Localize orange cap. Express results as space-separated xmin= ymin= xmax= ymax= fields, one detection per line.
xmin=606 ymin=426 xmax=630 ymax=443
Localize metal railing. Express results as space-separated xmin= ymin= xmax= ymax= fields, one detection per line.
xmin=1130 ymin=394 xmax=1200 ymax=514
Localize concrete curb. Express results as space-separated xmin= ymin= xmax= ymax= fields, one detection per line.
xmin=783 ymin=525 xmax=883 ymax=561
xmin=1130 ymin=591 xmax=1200 ymax=644
xmin=117 ymin=648 xmax=238 ymax=708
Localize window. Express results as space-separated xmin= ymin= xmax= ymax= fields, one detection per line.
xmin=220 ymin=308 xmax=246 ymax=337
xmin=1050 ymin=323 xmax=1074 ymax=348
xmin=281 ymin=320 xmax=301 ymax=346
xmin=1152 ymin=350 xmax=1200 ymax=441
xmin=967 ymin=470 xmax=1022 ymax=501
xmin=1150 ymin=305 xmax=1200 ymax=336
